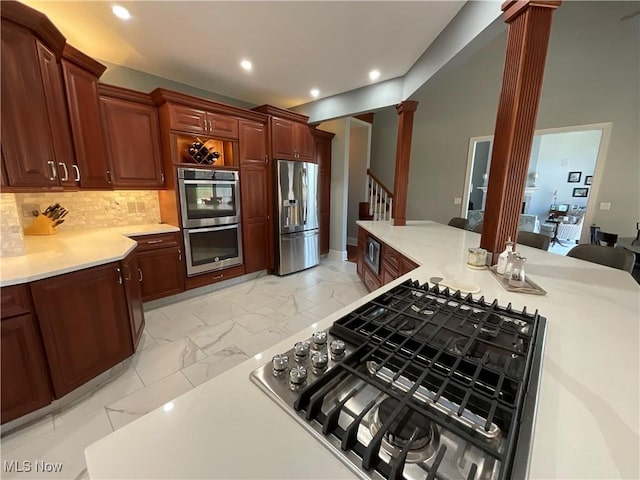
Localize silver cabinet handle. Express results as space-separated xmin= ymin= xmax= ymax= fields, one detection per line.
xmin=137 ymin=267 xmax=143 ymax=282
xmin=161 ymin=172 xmax=165 ymax=183
xmin=115 ymin=267 xmax=123 ymax=285
xmin=212 ymin=274 xmax=223 ymax=280
xmin=209 ymin=120 xmax=214 ymax=131
xmin=146 ymin=239 xmax=164 ymax=244
xmin=106 ymin=170 xmax=112 ymax=184
xmin=265 ymin=154 xmax=268 ymax=163
xmin=123 ymin=264 xmax=131 ymax=281
xmin=72 ymin=165 xmax=80 ymax=182
xmin=178 ymin=248 xmax=182 ymax=260
xmin=47 ymin=161 xmax=57 ymax=181
xmin=58 ymin=162 xmax=69 ymax=181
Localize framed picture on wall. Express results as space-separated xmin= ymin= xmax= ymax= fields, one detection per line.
xmin=567 ymin=171 xmax=582 ymax=183
xmin=573 ymin=187 xmax=589 ymax=197
xmin=585 ymin=175 xmax=593 ymax=185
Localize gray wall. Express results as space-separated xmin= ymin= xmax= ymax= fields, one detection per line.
xmin=99 ymin=60 xmax=255 ymax=109
xmin=370 ymin=1 xmax=640 ymax=237
xmin=346 ymin=124 xmax=369 ymax=242
xmin=369 ymin=108 xmax=397 ymax=190
xmin=469 ymin=140 xmax=491 ymax=211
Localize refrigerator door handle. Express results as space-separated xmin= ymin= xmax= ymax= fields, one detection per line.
xmin=302 ymin=168 xmax=308 ymax=225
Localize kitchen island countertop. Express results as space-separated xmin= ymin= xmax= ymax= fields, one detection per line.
xmin=85 ymin=220 xmax=639 ymax=479
xmin=0 ymin=223 xmax=179 ymax=287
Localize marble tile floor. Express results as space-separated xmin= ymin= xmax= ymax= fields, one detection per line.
xmin=0 ymin=260 xmax=367 ymax=479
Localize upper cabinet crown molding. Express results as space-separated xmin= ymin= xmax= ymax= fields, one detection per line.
xmin=150 ymin=88 xmax=268 ymax=123
xmin=252 ymin=104 xmax=310 ymax=124
xmin=0 ymin=0 xmax=66 ymax=58
xmin=62 ymin=44 xmax=106 ymax=78
xmin=310 ymin=128 xmax=335 ymax=140
xmin=98 ymin=84 xmax=155 ymax=105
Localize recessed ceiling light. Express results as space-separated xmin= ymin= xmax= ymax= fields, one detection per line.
xmin=240 ymin=60 xmax=253 ymax=71
xmin=310 ymin=89 xmax=320 ymax=98
xmin=369 ymin=70 xmax=381 ymax=81
xmin=112 ymin=5 xmax=131 ymax=20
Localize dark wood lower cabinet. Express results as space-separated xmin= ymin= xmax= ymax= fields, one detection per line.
xmin=30 ymin=263 xmax=133 ymax=398
xmin=1 ymin=313 xmax=52 ymax=423
xmin=356 ymin=227 xmax=420 ymax=292
xmin=243 ymin=220 xmax=269 ymax=273
xmin=122 ymin=253 xmax=145 ymax=349
xmin=136 ymin=246 xmax=185 ymax=302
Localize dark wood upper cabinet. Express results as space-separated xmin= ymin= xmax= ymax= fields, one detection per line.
xmin=1 ymin=313 xmax=52 ymax=424
xmin=31 ymin=263 xmax=133 ymax=398
xmin=62 ymin=45 xmax=111 ymax=189
xmin=271 ymin=117 xmax=296 ymax=160
xmin=1 ymin=19 xmax=62 ymax=187
xmin=165 ymin=103 xmax=239 ymax=140
xmin=99 ymin=85 xmax=164 ymax=188
xmin=239 ymin=120 xmax=268 ymax=165
xmin=295 ymin=123 xmax=315 ymax=162
xmin=122 ymin=252 xmax=145 ymax=350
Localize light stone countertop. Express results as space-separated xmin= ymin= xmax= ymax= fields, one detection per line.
xmin=84 ymin=220 xmax=640 ymax=479
xmin=0 ymin=223 xmax=180 ymax=287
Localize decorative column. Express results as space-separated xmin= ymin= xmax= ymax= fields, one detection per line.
xmin=392 ymin=100 xmax=418 ymax=226
xmin=480 ymin=0 xmax=561 ymax=260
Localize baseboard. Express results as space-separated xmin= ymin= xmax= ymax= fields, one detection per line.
xmin=327 ymin=249 xmax=348 ymax=261
xmin=346 ymin=236 xmax=357 ymax=246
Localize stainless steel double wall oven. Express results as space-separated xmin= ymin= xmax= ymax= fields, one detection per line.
xmin=177 ymin=168 xmax=242 ymax=276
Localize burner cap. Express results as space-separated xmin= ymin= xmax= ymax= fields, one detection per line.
xmin=378 ymin=398 xmax=432 ymax=450
xmin=389 ymin=316 xmax=416 ymax=333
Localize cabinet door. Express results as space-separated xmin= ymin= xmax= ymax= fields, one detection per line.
xmin=240 ymin=164 xmax=270 ymax=273
xmin=101 ymin=96 xmax=164 ymax=188
xmin=381 ymin=260 xmax=399 ymax=286
xmin=363 ymin=265 xmax=382 ymax=293
xmin=62 ymin=60 xmax=111 ymax=188
xmin=168 ymin=104 xmax=207 ymax=134
xmin=239 ymin=120 xmax=267 ymax=165
xmin=37 ymin=42 xmax=77 ymax=188
xmin=1 ymin=314 xmax=52 ymax=424
xmin=295 ymin=123 xmax=315 ymax=162
xmin=31 ymin=264 xmax=133 ymax=398
xmin=271 ymin=117 xmax=295 ymax=160
xmin=0 ymin=20 xmax=58 ymax=187
xmin=123 ymin=254 xmax=145 ymax=350
xmin=137 ymin=247 xmax=185 ymax=302
xmin=206 ymin=112 xmax=239 ymax=140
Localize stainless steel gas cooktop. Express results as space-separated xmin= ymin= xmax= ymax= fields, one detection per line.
xmin=250 ymin=279 xmax=547 ymax=480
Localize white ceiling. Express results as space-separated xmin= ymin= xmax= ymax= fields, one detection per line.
xmin=22 ymin=1 xmax=465 ymax=108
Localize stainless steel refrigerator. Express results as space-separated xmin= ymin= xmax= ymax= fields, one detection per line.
xmin=275 ymin=159 xmax=319 ymax=275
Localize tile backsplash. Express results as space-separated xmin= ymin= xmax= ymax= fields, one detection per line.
xmin=0 ymin=193 xmax=25 ymax=257
xmin=14 ymin=190 xmax=161 ymax=231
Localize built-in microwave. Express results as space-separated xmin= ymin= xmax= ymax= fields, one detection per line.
xmin=364 ymin=236 xmax=381 ymax=275
xmin=177 ymin=168 xmax=240 ymax=229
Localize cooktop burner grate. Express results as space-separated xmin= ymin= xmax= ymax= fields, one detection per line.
xmin=292 ymin=279 xmax=543 ymax=480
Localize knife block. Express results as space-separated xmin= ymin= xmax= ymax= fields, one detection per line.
xmin=24 ymin=214 xmax=57 ymax=235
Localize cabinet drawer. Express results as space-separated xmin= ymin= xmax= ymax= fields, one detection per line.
xmin=185 ymin=264 xmax=245 ymax=290
xmin=167 ymin=104 xmax=207 ymax=134
xmin=363 ymin=265 xmax=382 ymax=293
xmin=1 ymin=285 xmax=32 ymax=319
xmin=382 ymin=244 xmax=400 ymax=271
xmin=133 ymin=232 xmax=182 ymax=251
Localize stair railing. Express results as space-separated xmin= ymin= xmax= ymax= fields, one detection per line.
xmin=366 ymin=169 xmax=393 ymax=221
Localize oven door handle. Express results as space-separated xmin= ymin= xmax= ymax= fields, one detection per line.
xmin=185 ymin=224 xmax=239 ymax=234
xmin=181 ymin=179 xmax=238 ymax=186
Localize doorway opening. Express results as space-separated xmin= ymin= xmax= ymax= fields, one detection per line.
xmin=462 ymin=122 xmax=612 ymax=255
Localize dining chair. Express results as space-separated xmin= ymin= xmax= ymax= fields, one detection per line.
xmin=595 ymin=231 xmax=618 ymax=247
xmin=567 ymin=244 xmax=635 ymax=273
xmin=447 ymin=217 xmax=468 ymax=230
xmin=517 ymin=231 xmax=550 ymax=251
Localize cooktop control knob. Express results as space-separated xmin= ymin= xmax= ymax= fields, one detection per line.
xmin=272 ymin=354 xmax=289 ymax=376
xmin=329 ymin=339 xmax=346 ymax=359
xmin=289 ymin=365 xmax=308 ymax=389
xmin=294 ymin=341 xmax=310 ymax=359
xmin=311 ymin=351 xmax=328 ymax=373
xmin=311 ymin=331 xmax=327 ymax=349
